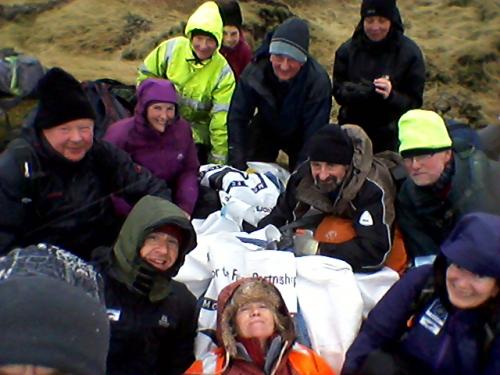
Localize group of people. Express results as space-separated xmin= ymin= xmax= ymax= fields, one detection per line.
xmin=0 ymin=0 xmax=499 ymax=374
xmin=135 ymin=0 xmax=423 ymax=173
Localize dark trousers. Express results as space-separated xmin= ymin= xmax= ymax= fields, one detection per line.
xmin=196 ymin=143 xmax=210 ymax=165
xmin=247 ymin=115 xmax=303 ymax=171
xmin=191 ymin=185 xmax=221 ymax=219
xmin=362 ymin=122 xmax=399 ymax=154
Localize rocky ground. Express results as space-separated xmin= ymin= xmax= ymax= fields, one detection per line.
xmin=0 ymin=0 xmax=499 ymax=144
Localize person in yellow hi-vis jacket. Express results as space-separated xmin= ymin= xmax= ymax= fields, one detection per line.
xmin=138 ymin=1 xmax=235 ymax=164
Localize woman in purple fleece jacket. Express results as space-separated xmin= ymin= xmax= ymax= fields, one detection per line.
xmin=104 ymin=78 xmax=199 ymax=216
xmin=342 ymin=212 xmax=500 ymax=375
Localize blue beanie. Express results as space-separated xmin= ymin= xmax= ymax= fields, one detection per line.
xmin=441 ymin=213 xmax=500 ymax=278
xmin=269 ymin=17 xmax=309 ymax=64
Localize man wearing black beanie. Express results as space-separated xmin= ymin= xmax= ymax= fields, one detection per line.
xmin=227 ymin=16 xmax=332 ymax=172
xmin=257 ymin=124 xmax=399 ymax=273
xmin=0 ymin=67 xmax=172 ymax=259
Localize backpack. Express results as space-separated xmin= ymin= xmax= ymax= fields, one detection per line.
xmin=80 ymin=79 xmax=136 ymax=139
xmin=0 ymin=49 xmax=45 ymax=99
xmin=0 ymin=49 xmax=45 ymax=131
xmin=446 ymin=119 xmax=482 ymax=154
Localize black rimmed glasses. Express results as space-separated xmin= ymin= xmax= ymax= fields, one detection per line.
xmin=402 ymin=153 xmax=435 ymax=166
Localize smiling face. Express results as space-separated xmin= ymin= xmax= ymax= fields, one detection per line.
xmin=223 ymin=25 xmax=240 ymax=48
xmin=42 ymin=119 xmax=94 ymax=162
xmin=269 ymin=54 xmax=304 ymax=81
xmin=235 ymin=301 xmax=276 ymax=343
xmin=310 ymin=161 xmax=348 ymax=193
xmin=363 ymin=15 xmax=391 ymax=42
xmin=139 ymin=231 xmax=179 ymax=272
xmin=403 ymin=150 xmax=452 ymax=186
xmin=191 ymin=34 xmax=218 ymax=61
xmin=146 ymin=102 xmax=176 ymax=133
xmin=446 ymin=263 xmax=499 ymax=309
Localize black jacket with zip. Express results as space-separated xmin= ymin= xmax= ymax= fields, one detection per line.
xmin=0 ymin=127 xmax=171 ymax=259
xmin=332 ymin=11 xmax=425 ymax=152
xmin=257 ymin=125 xmax=397 ymax=273
xmin=227 ymin=35 xmax=332 ymax=170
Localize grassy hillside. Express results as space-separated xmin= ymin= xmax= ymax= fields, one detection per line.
xmin=1 ymin=0 xmax=499 ymax=139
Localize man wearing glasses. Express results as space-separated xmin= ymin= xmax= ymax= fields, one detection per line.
xmin=396 ymin=109 xmax=500 ymax=265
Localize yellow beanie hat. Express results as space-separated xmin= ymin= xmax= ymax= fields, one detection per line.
xmin=398 ymin=109 xmax=452 ymax=155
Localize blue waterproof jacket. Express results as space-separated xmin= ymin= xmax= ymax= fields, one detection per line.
xmin=342 ymin=265 xmax=500 ymax=375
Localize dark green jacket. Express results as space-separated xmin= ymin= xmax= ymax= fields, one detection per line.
xmin=93 ymin=195 xmax=198 ymax=375
xmin=397 ymin=150 xmax=500 ymax=259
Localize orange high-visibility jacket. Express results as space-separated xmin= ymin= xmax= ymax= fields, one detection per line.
xmin=185 ymin=343 xmax=336 ymax=375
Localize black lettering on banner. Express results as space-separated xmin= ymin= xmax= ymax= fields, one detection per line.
xmin=200 ymin=165 xmax=225 ymax=180
xmin=226 ymin=180 xmax=247 ymax=193
xmin=256 ymin=206 xmax=271 ymax=213
xmin=251 ymin=174 xmax=268 ymax=193
xmin=202 ymin=297 xmax=218 ymax=311
xmin=232 ymin=268 xmax=240 ymax=280
xmin=251 ymin=272 xmax=296 ymax=287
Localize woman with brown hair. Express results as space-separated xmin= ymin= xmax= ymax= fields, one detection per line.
xmin=186 ymin=277 xmax=335 ymax=374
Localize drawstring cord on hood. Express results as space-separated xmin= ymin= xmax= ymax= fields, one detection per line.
xmin=270 ymin=340 xmax=290 ymax=375
xmin=186 ymin=46 xmax=212 ymax=66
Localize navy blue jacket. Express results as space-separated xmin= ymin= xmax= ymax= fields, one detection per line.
xmin=227 ymin=39 xmax=332 ymax=170
xmin=342 ymin=265 xmax=500 ymax=375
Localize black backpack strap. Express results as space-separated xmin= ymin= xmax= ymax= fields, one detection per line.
xmin=402 ymin=272 xmax=436 ymax=332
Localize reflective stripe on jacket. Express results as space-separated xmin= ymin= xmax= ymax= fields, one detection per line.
xmin=137 ymin=2 xmax=235 ymax=161
xmin=185 ymin=343 xmax=336 ymax=375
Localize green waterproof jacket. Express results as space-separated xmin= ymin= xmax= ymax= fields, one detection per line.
xmin=111 ymin=195 xmax=197 ymax=302
xmin=137 ymin=1 xmax=235 ymax=163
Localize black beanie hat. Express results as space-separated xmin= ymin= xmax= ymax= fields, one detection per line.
xmin=269 ymin=17 xmax=309 ymax=64
xmin=34 ymin=67 xmax=95 ymax=130
xmin=361 ymin=0 xmax=397 ymax=21
xmin=308 ymin=125 xmax=354 ymax=165
xmin=0 ymin=277 xmax=109 ymax=374
xmin=191 ymin=28 xmax=218 ymax=45
xmin=217 ymin=0 xmax=243 ymax=27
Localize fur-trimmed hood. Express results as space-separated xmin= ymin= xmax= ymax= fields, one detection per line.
xmin=216 ymin=278 xmax=296 ymax=359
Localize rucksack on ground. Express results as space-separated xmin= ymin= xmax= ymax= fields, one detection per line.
xmin=0 ymin=48 xmax=45 ymax=99
xmin=0 ymin=49 xmax=45 ymax=133
xmin=81 ymin=79 xmax=136 ymax=139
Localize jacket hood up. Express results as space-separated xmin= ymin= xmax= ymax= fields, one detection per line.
xmin=111 ymin=195 xmax=197 ymax=301
xmin=134 ymin=78 xmax=178 ymax=132
xmin=216 ymin=278 xmax=296 ymax=359
xmin=185 ymin=1 xmax=224 ymax=48
xmin=352 ymin=5 xmax=404 ymax=45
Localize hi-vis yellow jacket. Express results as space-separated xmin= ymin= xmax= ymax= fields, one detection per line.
xmin=137 ymin=1 xmax=235 ymax=163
